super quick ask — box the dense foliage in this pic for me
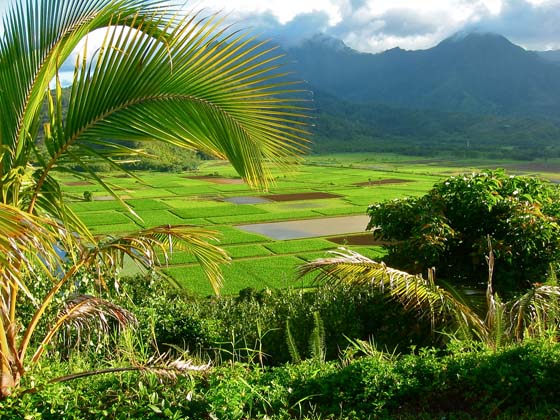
[367,170,560,293]
[117,275,434,364]
[1,340,559,419]
[289,32,560,120]
[312,91,560,158]
[0,0,307,396]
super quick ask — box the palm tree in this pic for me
[300,248,560,349]
[0,0,308,395]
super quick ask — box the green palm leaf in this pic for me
[23,6,308,218]
[0,0,170,169]
[0,0,308,394]
[84,224,230,294]
[299,248,487,339]
[509,285,560,341]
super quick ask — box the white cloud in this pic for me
[0,0,558,53]
[202,0,342,24]
[202,1,465,51]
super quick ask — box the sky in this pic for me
[0,0,558,55]
[198,0,560,52]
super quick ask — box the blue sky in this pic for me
[1,0,559,53]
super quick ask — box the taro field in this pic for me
[61,159,441,296]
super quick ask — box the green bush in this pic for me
[2,333,560,419]
[368,170,560,294]
[264,340,560,419]
[0,367,204,419]
[200,285,434,365]
[117,275,220,354]
[118,275,434,365]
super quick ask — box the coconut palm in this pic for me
[0,0,308,395]
[300,249,560,349]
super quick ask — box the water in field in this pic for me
[221,196,271,204]
[237,215,370,240]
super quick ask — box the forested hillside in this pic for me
[280,32,560,157]
[312,91,560,158]
[289,32,560,120]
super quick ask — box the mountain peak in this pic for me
[441,31,515,48]
[300,33,353,53]
[383,46,406,55]
[285,30,560,119]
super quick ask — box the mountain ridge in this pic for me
[287,32,560,120]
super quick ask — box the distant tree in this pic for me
[367,170,560,294]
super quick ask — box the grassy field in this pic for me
[61,153,560,295]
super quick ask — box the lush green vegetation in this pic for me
[1,277,560,419]
[3,154,560,417]
[59,163,439,295]
[30,157,558,419]
[367,170,560,294]
[311,91,560,159]
[0,0,308,398]
[4,0,560,413]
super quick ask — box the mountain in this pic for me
[288,32,560,120]
[537,50,560,65]
[311,90,560,158]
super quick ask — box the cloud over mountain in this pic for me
[210,0,560,53]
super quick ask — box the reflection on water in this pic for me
[237,215,370,240]
[221,196,271,204]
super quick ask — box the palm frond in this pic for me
[299,248,486,339]
[49,355,211,384]
[0,203,68,299]
[83,224,231,294]
[0,0,171,171]
[27,5,309,205]
[509,285,560,341]
[32,294,135,364]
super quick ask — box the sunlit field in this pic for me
[61,153,560,295]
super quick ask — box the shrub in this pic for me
[367,170,560,294]
[118,275,434,364]
[268,340,560,419]
[117,275,220,354]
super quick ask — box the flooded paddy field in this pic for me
[59,154,458,295]
[237,215,370,240]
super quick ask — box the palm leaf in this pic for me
[83,224,231,294]
[299,248,486,339]
[509,285,560,341]
[0,0,170,170]
[0,203,68,300]
[1,0,310,205]
[32,294,136,364]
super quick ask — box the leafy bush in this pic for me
[117,275,220,354]
[367,170,560,294]
[208,285,435,364]
[13,272,557,418]
[262,340,560,419]
[5,340,560,419]
[119,275,434,365]
[0,366,204,419]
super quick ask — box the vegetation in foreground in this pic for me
[1,277,560,419]
[367,170,560,294]
[0,0,307,397]
[2,0,560,414]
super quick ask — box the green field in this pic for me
[61,153,560,295]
